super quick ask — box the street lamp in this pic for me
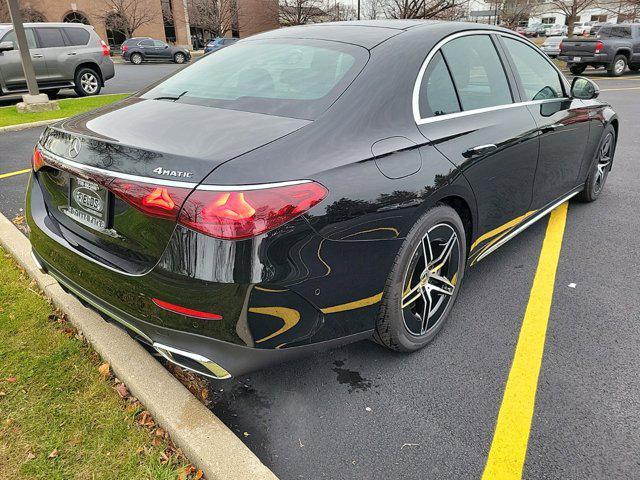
[5,0,58,112]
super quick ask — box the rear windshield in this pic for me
[140,39,368,120]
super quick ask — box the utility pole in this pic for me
[5,0,57,112]
[357,0,361,20]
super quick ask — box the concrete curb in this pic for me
[0,213,277,480]
[0,119,64,134]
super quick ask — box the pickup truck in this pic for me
[559,23,640,76]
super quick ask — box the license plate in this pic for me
[67,177,109,231]
[573,56,581,62]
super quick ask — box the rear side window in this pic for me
[608,26,632,38]
[37,28,66,48]
[63,27,89,46]
[1,28,37,49]
[441,35,513,111]
[502,37,564,101]
[140,39,153,46]
[141,39,367,120]
[418,51,460,118]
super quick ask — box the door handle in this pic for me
[463,144,497,158]
[31,54,43,58]
[540,123,564,134]
[67,52,77,56]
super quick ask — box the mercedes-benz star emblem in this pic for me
[68,138,81,158]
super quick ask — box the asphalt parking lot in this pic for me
[1,72,639,479]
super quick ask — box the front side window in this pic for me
[1,28,37,49]
[153,40,167,47]
[608,27,632,38]
[502,37,564,101]
[140,39,153,47]
[418,51,460,118]
[441,35,513,111]
[141,39,367,120]
[37,28,66,48]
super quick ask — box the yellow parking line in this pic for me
[482,202,569,480]
[0,168,30,180]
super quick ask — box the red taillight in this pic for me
[179,181,328,240]
[595,41,603,54]
[152,298,222,320]
[121,44,128,53]
[100,39,110,57]
[109,179,190,220]
[559,41,564,51]
[32,147,44,172]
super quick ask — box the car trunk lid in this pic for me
[560,38,598,56]
[35,97,310,274]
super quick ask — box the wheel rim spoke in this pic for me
[428,231,458,273]
[401,283,423,309]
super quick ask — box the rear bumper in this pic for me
[32,250,370,378]
[100,58,116,82]
[559,53,610,64]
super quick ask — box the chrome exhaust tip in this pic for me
[153,342,232,380]
[31,251,47,274]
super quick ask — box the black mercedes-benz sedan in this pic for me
[26,21,618,379]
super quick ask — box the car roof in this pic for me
[249,20,512,49]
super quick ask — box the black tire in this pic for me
[608,54,627,77]
[130,53,143,65]
[569,64,586,75]
[174,52,186,64]
[374,204,466,352]
[629,65,640,72]
[73,67,101,97]
[577,124,616,202]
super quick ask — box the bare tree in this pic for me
[95,0,155,38]
[364,0,386,19]
[324,0,358,20]
[188,0,237,37]
[0,3,47,23]
[599,0,640,22]
[384,0,469,20]
[543,0,598,34]
[278,0,327,25]
[498,0,538,28]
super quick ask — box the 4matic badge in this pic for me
[152,167,194,179]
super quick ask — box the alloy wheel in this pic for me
[594,132,613,195]
[401,223,461,337]
[614,59,625,75]
[175,53,185,64]
[80,72,98,94]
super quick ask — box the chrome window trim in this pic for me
[412,29,571,125]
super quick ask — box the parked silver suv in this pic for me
[0,22,115,97]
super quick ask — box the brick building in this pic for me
[3,0,279,49]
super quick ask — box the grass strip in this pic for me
[0,247,201,480]
[0,94,129,128]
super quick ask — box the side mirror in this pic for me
[571,76,599,100]
[0,41,15,52]
[164,45,168,49]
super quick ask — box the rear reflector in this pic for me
[152,298,222,320]
[179,181,328,240]
[32,147,44,172]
